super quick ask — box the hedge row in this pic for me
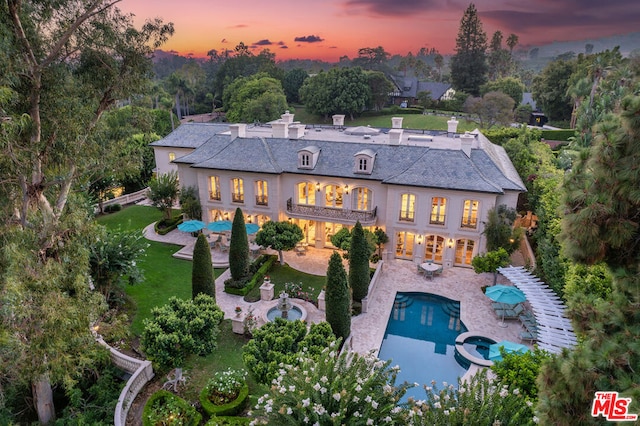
[154,217,182,235]
[205,417,251,425]
[224,254,277,296]
[541,129,576,142]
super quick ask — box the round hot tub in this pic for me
[455,332,497,368]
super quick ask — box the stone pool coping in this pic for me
[455,331,495,368]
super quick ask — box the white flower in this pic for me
[434,402,441,409]
[355,384,363,392]
[384,416,392,423]
[304,417,309,423]
[333,393,341,401]
[533,417,539,424]
[313,404,326,415]
[444,410,450,416]
[302,398,310,407]
[289,385,296,392]
[320,375,328,383]
[443,381,448,387]
[526,401,533,407]
[367,419,374,425]
[499,388,509,398]
[513,388,520,395]
[365,395,372,403]
[371,400,378,409]
[320,387,327,394]
[313,383,321,391]
[354,411,361,417]
[353,396,360,403]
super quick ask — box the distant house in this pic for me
[389,76,455,106]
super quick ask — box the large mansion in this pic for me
[151,113,525,268]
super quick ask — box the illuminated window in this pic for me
[354,187,371,211]
[455,239,475,265]
[209,176,221,200]
[297,182,316,205]
[461,200,479,228]
[168,152,176,162]
[425,235,445,263]
[399,193,415,222]
[231,178,244,203]
[324,185,343,208]
[430,197,447,225]
[255,180,268,206]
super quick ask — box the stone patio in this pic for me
[142,224,531,365]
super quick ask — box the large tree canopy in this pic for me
[450,3,488,96]
[222,72,288,123]
[299,67,370,120]
[0,1,173,423]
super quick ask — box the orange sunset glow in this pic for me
[120,0,640,61]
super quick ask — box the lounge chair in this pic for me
[519,331,537,343]
[495,303,525,320]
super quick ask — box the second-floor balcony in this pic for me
[231,193,244,203]
[209,190,221,201]
[256,195,268,206]
[286,198,377,225]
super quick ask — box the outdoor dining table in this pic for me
[420,262,440,279]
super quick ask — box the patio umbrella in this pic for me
[489,340,530,361]
[207,220,232,233]
[177,220,205,233]
[245,223,260,234]
[485,285,526,327]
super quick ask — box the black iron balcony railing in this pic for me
[286,198,377,225]
[209,190,221,201]
[255,195,268,206]
[231,193,244,203]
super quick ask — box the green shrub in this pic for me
[491,348,552,399]
[142,390,202,426]
[242,319,335,385]
[104,203,122,213]
[204,417,251,425]
[541,129,576,142]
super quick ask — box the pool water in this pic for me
[378,292,470,401]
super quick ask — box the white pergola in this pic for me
[498,266,577,354]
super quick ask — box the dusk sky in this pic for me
[121,0,639,62]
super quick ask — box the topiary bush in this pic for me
[142,390,202,426]
[200,370,249,417]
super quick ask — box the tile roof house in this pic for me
[151,113,525,269]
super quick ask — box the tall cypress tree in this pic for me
[229,207,249,281]
[192,233,215,300]
[349,221,371,302]
[450,3,488,96]
[326,252,351,341]
[537,96,640,423]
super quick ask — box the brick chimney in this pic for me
[460,132,474,157]
[389,129,403,145]
[281,110,294,124]
[272,122,288,138]
[229,123,246,140]
[332,114,345,127]
[447,117,459,135]
[289,124,306,139]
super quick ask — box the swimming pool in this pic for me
[378,292,475,401]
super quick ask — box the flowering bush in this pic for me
[205,369,248,405]
[284,281,315,303]
[235,306,242,314]
[243,306,257,337]
[249,342,414,425]
[406,369,536,425]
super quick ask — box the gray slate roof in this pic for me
[183,135,525,194]
[150,123,229,148]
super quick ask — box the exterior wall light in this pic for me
[316,182,321,192]
[448,238,455,248]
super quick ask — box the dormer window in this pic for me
[354,149,376,175]
[298,145,320,170]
